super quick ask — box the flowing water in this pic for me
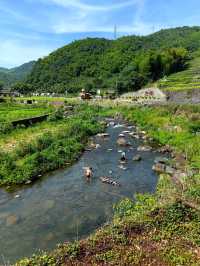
[0,119,161,264]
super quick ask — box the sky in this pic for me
[0,0,200,68]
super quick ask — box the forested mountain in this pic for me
[0,61,35,88]
[23,27,200,93]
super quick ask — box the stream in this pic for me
[0,119,161,264]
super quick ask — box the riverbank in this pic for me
[16,103,200,265]
[0,104,104,186]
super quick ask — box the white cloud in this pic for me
[51,0,150,35]
[47,0,140,11]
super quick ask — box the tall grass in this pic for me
[0,104,103,185]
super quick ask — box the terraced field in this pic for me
[158,55,200,92]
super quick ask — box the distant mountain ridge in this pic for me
[0,61,35,87]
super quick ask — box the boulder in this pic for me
[159,145,171,153]
[132,155,142,161]
[165,166,176,175]
[154,157,169,164]
[97,133,110,138]
[100,177,121,186]
[117,137,127,146]
[152,163,166,173]
[137,145,152,152]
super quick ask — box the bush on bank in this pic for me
[0,105,104,185]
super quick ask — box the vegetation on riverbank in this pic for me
[0,104,104,186]
[16,103,200,265]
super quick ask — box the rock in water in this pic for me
[100,177,121,186]
[154,157,169,164]
[132,155,142,161]
[6,215,19,226]
[152,163,166,173]
[137,145,152,152]
[97,133,110,138]
[117,137,127,146]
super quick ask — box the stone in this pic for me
[159,145,171,153]
[122,131,131,134]
[137,145,152,152]
[118,165,127,170]
[100,177,121,186]
[109,121,115,126]
[14,194,20,199]
[154,157,169,164]
[132,155,142,161]
[114,124,124,128]
[97,133,110,138]
[165,166,176,175]
[117,137,127,146]
[6,215,19,226]
[118,133,125,137]
[152,163,166,173]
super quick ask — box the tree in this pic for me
[0,82,4,91]
[11,82,32,95]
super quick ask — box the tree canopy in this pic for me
[4,26,200,94]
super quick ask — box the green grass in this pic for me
[16,103,200,265]
[0,103,53,123]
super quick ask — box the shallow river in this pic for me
[0,119,161,264]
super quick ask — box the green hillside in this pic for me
[26,26,200,94]
[158,52,200,91]
[0,61,35,87]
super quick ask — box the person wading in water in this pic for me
[120,151,127,163]
[84,167,93,180]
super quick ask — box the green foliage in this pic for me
[0,103,52,123]
[11,81,32,94]
[0,122,13,134]
[25,27,200,94]
[47,107,64,121]
[0,81,4,90]
[0,105,104,185]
